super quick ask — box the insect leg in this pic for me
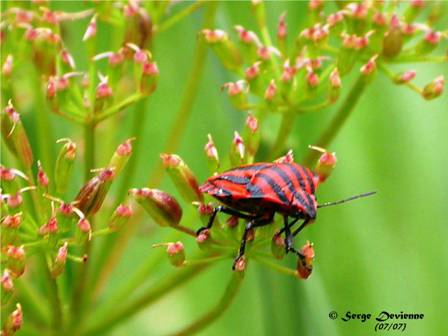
[232,216,273,270]
[196,206,257,235]
[275,217,301,236]
[292,219,310,237]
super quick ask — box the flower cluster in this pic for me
[135,112,338,279]
[201,0,445,115]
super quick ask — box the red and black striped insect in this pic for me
[197,162,374,269]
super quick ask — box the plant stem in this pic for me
[303,75,369,166]
[253,256,297,277]
[84,122,95,180]
[94,93,143,123]
[84,264,209,335]
[157,0,207,33]
[41,256,63,332]
[148,1,218,186]
[16,277,52,327]
[169,273,244,336]
[271,111,296,159]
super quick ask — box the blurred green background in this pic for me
[4,1,448,335]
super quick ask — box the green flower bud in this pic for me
[271,234,286,260]
[200,29,242,71]
[108,204,133,231]
[51,242,68,278]
[74,168,114,217]
[4,245,25,277]
[1,269,14,306]
[165,242,185,267]
[422,75,444,100]
[3,303,22,335]
[54,139,77,195]
[1,101,34,169]
[108,138,134,177]
[382,17,403,59]
[312,146,337,183]
[160,154,203,203]
[129,188,182,227]
[296,241,314,279]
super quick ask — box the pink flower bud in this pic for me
[116,138,134,156]
[330,68,341,88]
[196,228,210,245]
[56,242,68,263]
[142,61,159,75]
[347,2,368,19]
[77,218,91,233]
[130,188,182,227]
[96,80,113,99]
[15,9,33,23]
[265,79,277,101]
[235,25,260,45]
[223,81,245,96]
[0,166,15,181]
[277,12,287,40]
[4,303,23,334]
[201,29,227,43]
[160,154,203,202]
[39,216,58,235]
[271,234,286,259]
[411,0,425,8]
[233,131,245,159]
[306,71,319,88]
[297,241,314,279]
[422,75,444,100]
[116,204,133,217]
[4,101,20,123]
[275,150,294,163]
[42,8,59,24]
[424,30,441,45]
[245,62,261,80]
[257,46,280,60]
[204,134,219,163]
[109,50,125,66]
[134,49,148,64]
[246,113,258,133]
[59,202,74,216]
[300,24,329,42]
[1,269,14,291]
[373,12,387,26]
[61,49,76,69]
[7,192,23,208]
[25,28,39,41]
[234,256,246,272]
[2,213,22,229]
[315,150,337,182]
[360,55,378,75]
[281,61,297,82]
[5,245,24,259]
[327,11,345,26]
[109,204,133,231]
[47,77,57,98]
[37,161,49,187]
[2,54,13,76]
[83,15,97,41]
[394,70,416,84]
[124,0,139,17]
[166,242,185,267]
[309,0,323,10]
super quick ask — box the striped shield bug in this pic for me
[197,162,375,270]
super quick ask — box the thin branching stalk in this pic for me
[303,75,370,166]
[169,273,244,336]
[148,2,218,186]
[84,264,210,335]
[157,0,207,33]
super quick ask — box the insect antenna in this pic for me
[317,191,377,208]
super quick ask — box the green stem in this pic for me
[148,1,218,186]
[16,277,52,327]
[41,256,63,332]
[84,264,210,335]
[157,0,207,33]
[94,93,144,124]
[253,256,297,277]
[303,75,369,166]
[271,111,296,159]
[33,72,55,175]
[169,273,244,336]
[84,122,95,180]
